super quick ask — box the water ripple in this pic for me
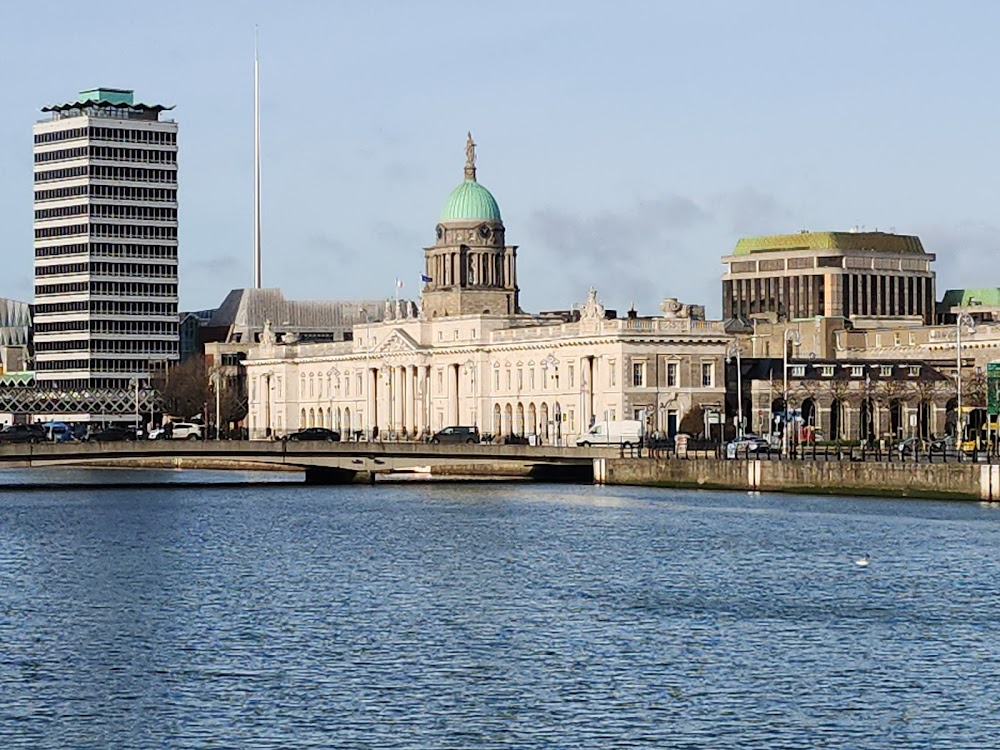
[1,474,1000,747]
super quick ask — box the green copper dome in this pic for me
[440,179,502,222]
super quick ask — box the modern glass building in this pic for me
[32,87,179,389]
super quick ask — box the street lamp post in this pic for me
[327,367,340,435]
[726,339,743,439]
[380,363,392,439]
[463,359,477,428]
[782,329,800,459]
[133,377,141,436]
[210,369,222,440]
[956,312,976,458]
[542,354,560,444]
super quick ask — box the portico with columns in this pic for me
[244,137,729,441]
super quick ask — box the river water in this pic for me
[2,469,1000,748]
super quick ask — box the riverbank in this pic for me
[597,458,1000,501]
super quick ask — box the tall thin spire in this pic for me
[253,26,262,289]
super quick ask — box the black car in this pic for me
[286,427,341,442]
[430,426,480,444]
[0,424,46,444]
[87,426,135,442]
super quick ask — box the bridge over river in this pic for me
[0,441,612,484]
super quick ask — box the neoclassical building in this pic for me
[243,137,731,442]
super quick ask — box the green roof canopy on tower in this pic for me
[439,132,502,222]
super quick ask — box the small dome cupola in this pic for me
[439,132,502,223]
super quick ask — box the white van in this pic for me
[576,419,644,447]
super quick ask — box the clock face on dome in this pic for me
[478,225,491,240]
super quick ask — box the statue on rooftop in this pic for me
[464,132,477,181]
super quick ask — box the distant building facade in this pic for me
[722,231,936,326]
[243,138,730,441]
[32,87,179,389]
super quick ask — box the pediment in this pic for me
[373,328,422,355]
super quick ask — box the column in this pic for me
[368,367,377,438]
[404,365,414,435]
[451,364,460,426]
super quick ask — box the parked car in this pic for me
[87,425,135,442]
[42,422,76,443]
[286,427,341,442]
[576,420,644,447]
[0,424,46,444]
[502,434,530,445]
[163,422,204,440]
[430,426,481,444]
[728,434,770,454]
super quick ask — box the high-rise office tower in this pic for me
[33,87,179,390]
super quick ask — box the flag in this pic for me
[395,278,404,289]
[421,274,432,283]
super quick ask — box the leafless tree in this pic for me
[153,356,210,420]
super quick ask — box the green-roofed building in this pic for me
[722,230,936,325]
[422,134,520,318]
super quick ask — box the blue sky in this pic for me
[1,0,998,317]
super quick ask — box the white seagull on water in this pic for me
[855,554,871,567]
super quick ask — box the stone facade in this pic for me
[722,231,936,325]
[243,140,730,442]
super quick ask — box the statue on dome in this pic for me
[464,132,477,181]
[384,299,394,320]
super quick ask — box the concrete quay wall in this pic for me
[599,459,1000,501]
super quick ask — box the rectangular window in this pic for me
[568,364,575,388]
[530,369,535,389]
[437,369,444,394]
[506,369,512,391]
[517,369,523,389]
[632,362,645,387]
[610,360,616,387]
[667,362,678,387]
[494,369,500,390]
[701,363,713,387]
